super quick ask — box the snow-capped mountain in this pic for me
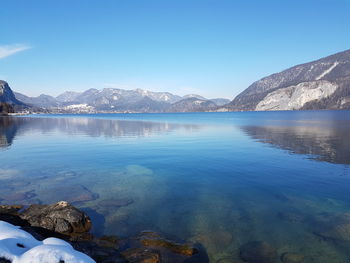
[11,85,229,113]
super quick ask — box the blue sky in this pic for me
[1,0,349,99]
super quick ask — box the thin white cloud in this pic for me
[0,44,31,59]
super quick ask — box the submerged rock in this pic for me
[19,201,92,236]
[74,236,126,263]
[140,231,198,256]
[316,212,350,241]
[121,247,160,263]
[277,211,304,223]
[281,252,305,263]
[240,241,278,263]
[190,230,233,252]
[99,198,134,208]
[0,190,36,202]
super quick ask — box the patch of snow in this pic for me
[193,100,203,105]
[161,95,169,101]
[316,62,339,80]
[0,221,95,263]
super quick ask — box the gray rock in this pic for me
[20,201,92,235]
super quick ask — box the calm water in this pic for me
[1,111,350,262]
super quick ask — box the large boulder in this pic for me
[19,201,92,236]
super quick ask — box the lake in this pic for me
[1,111,350,262]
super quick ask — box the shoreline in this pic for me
[0,202,205,263]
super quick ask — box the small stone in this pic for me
[281,252,305,263]
[240,241,278,263]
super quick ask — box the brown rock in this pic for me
[122,248,160,263]
[140,232,198,256]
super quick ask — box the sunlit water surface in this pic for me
[1,111,350,262]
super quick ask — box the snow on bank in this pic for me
[0,221,95,263]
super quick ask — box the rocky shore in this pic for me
[5,201,348,262]
[0,201,206,263]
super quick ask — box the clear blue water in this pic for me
[1,111,350,262]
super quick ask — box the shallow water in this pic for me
[1,111,350,262]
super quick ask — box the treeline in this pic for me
[0,103,14,115]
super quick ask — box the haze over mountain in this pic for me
[225,49,350,111]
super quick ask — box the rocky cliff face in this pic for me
[227,49,350,111]
[0,80,25,106]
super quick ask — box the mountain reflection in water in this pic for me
[240,121,350,165]
[0,116,201,148]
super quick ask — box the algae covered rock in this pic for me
[240,241,278,263]
[140,231,198,256]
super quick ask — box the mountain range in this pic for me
[1,49,350,113]
[10,86,230,113]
